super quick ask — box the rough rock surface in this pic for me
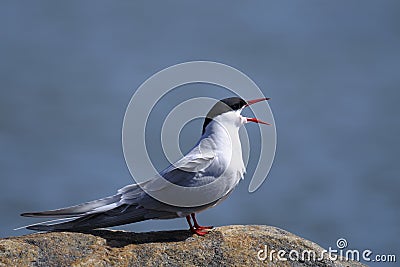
[0,225,367,266]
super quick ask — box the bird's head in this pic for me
[202,97,270,134]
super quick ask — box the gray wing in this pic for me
[19,182,178,231]
[19,139,219,231]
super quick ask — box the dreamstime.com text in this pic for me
[257,238,396,264]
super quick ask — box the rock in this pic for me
[0,225,367,266]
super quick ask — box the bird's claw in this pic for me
[187,214,213,236]
[190,227,211,236]
[194,225,213,230]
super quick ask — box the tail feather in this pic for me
[25,205,156,231]
[21,194,122,218]
[19,183,179,232]
[14,217,79,231]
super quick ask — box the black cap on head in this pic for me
[202,97,247,134]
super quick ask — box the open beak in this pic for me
[245,97,271,125]
[245,97,270,107]
[246,117,271,125]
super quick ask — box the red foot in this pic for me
[186,214,213,236]
[190,228,209,236]
[195,225,214,230]
[191,213,213,230]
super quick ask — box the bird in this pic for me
[20,97,270,236]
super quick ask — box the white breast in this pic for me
[201,111,247,190]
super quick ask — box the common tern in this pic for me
[20,97,270,236]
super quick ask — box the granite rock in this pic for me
[0,225,368,266]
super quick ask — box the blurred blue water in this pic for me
[1,1,399,266]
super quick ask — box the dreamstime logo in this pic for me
[257,238,397,264]
[336,238,348,249]
[122,61,276,207]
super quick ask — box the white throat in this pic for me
[201,111,246,179]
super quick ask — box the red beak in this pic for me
[245,97,271,125]
[245,97,270,106]
[246,117,271,125]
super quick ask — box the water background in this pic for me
[1,2,399,266]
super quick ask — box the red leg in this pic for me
[191,213,213,230]
[186,215,208,236]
